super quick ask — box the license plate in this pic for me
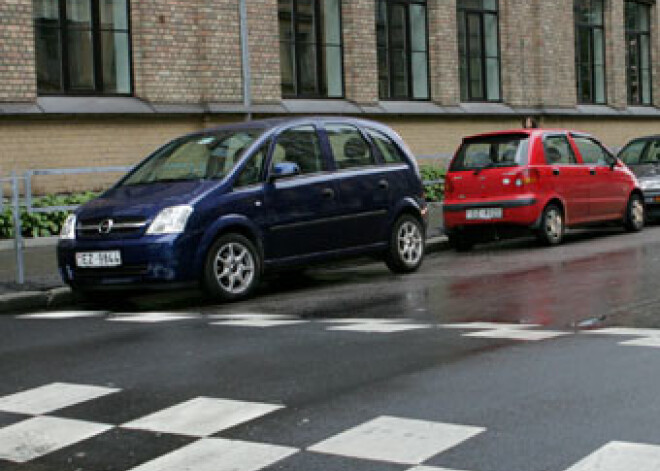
[466,208,503,220]
[76,251,122,268]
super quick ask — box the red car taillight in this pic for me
[513,168,540,188]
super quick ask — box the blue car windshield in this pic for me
[120,130,263,186]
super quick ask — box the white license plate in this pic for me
[76,251,122,268]
[466,208,503,220]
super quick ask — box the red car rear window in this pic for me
[451,134,530,171]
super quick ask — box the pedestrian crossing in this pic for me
[0,381,659,471]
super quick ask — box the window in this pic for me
[325,125,376,169]
[33,0,132,95]
[572,136,612,165]
[457,0,501,102]
[376,0,429,100]
[626,1,652,106]
[278,0,343,98]
[271,126,324,175]
[450,135,529,171]
[367,129,405,164]
[544,135,577,165]
[619,139,649,165]
[235,142,269,188]
[574,0,605,104]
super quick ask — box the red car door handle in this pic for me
[553,168,560,176]
[589,168,596,175]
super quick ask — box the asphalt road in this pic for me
[3,226,660,471]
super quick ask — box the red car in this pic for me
[443,129,644,250]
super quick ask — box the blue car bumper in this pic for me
[57,233,201,289]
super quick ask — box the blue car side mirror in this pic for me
[270,162,301,181]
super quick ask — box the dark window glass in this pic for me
[235,142,269,188]
[626,1,652,106]
[325,124,376,169]
[367,128,405,164]
[544,135,577,165]
[376,0,429,100]
[457,0,500,102]
[278,0,343,98]
[451,135,529,171]
[33,0,131,95]
[574,0,605,104]
[572,136,611,165]
[271,126,324,175]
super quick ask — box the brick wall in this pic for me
[247,0,282,104]
[0,0,36,102]
[605,0,627,109]
[428,0,460,106]
[342,0,379,105]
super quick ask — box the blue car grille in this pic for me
[77,217,148,240]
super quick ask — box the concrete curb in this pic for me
[0,287,72,315]
[0,236,58,251]
[0,235,448,315]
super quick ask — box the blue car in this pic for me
[58,117,427,300]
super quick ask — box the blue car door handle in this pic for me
[322,187,335,199]
[378,179,389,190]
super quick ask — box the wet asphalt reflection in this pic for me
[77,224,660,331]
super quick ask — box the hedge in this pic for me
[419,164,446,202]
[0,192,99,239]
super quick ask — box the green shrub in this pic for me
[0,191,99,239]
[419,164,446,202]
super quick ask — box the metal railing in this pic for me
[3,166,132,285]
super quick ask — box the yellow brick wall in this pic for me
[2,115,660,195]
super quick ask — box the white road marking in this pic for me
[208,313,297,321]
[307,416,485,465]
[210,319,308,328]
[0,416,113,463]
[620,337,660,348]
[465,329,569,341]
[563,441,660,471]
[327,322,432,333]
[127,438,298,471]
[122,397,283,437]
[0,382,120,415]
[439,322,540,330]
[107,312,198,323]
[406,467,473,471]
[17,311,108,319]
[582,327,660,337]
[321,318,410,324]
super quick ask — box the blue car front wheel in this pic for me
[203,233,262,301]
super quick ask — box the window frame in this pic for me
[457,0,502,103]
[574,0,606,105]
[625,0,653,106]
[376,0,431,101]
[542,133,579,165]
[266,124,329,180]
[278,0,346,99]
[323,123,380,171]
[33,0,134,96]
[571,134,615,166]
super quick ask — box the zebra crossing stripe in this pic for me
[563,441,660,471]
[0,382,120,415]
[126,438,298,471]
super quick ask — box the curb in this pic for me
[0,237,58,252]
[0,235,448,315]
[0,287,72,315]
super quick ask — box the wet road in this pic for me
[3,226,660,470]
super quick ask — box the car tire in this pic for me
[203,233,261,301]
[624,193,645,232]
[536,203,564,246]
[385,214,425,274]
[448,234,474,252]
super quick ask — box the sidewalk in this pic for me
[0,203,446,313]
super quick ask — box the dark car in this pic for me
[618,136,660,219]
[57,117,427,300]
[444,129,643,250]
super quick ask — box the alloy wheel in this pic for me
[544,208,563,243]
[213,242,255,294]
[397,221,423,266]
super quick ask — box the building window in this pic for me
[33,0,132,95]
[457,0,501,102]
[278,0,344,99]
[376,0,429,100]
[574,0,605,104]
[626,1,652,106]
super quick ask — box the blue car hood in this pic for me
[77,180,219,220]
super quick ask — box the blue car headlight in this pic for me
[146,205,194,235]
